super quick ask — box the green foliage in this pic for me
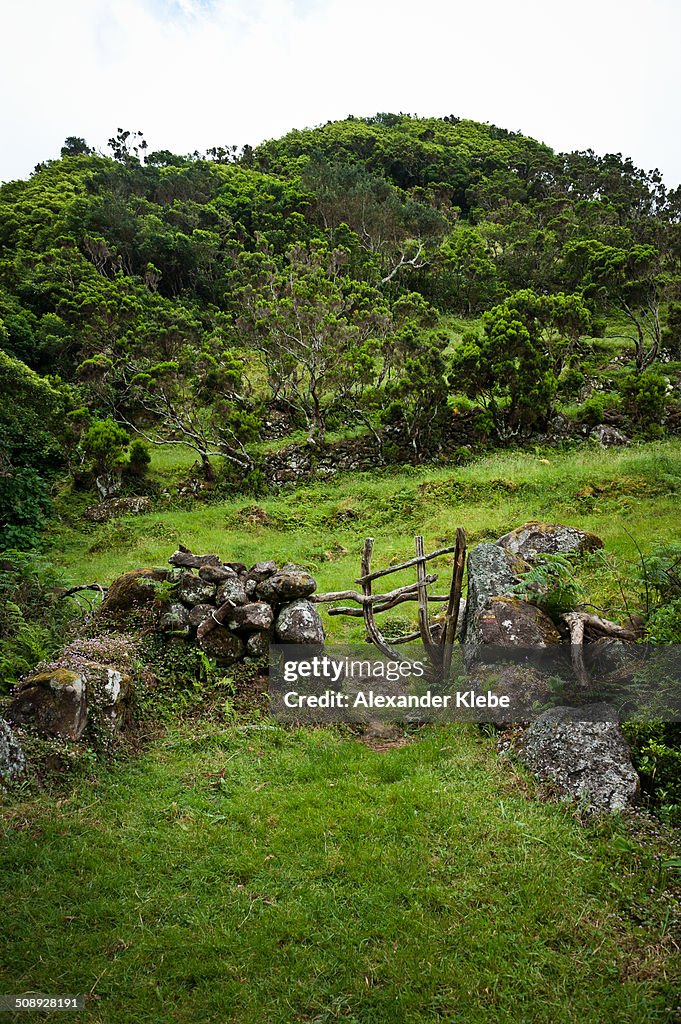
[0,551,77,692]
[619,367,670,426]
[125,439,151,477]
[511,552,583,619]
[80,418,130,475]
[622,721,681,824]
[644,599,681,643]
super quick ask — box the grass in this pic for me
[50,440,681,642]
[4,439,680,1022]
[2,722,679,1023]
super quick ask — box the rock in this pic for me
[496,522,604,559]
[460,543,528,651]
[469,663,554,718]
[257,565,317,603]
[224,562,248,576]
[199,564,237,584]
[226,602,274,633]
[467,596,562,649]
[6,664,133,742]
[84,496,152,523]
[245,579,258,598]
[247,560,278,582]
[159,601,191,633]
[177,573,217,607]
[7,669,89,739]
[199,628,244,665]
[591,424,630,447]
[246,632,271,658]
[518,704,640,813]
[216,575,248,606]
[169,550,221,569]
[0,720,25,785]
[188,603,215,628]
[274,599,325,645]
[102,567,174,612]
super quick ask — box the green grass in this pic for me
[50,440,681,642]
[2,722,679,1023]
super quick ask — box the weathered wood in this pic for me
[314,575,438,607]
[327,592,450,617]
[441,527,467,680]
[416,536,442,667]
[360,538,403,661]
[355,545,459,584]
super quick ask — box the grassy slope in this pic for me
[52,440,681,641]
[2,441,680,1022]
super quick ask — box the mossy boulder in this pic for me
[102,567,178,612]
[496,522,604,559]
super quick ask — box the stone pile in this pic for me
[127,550,325,665]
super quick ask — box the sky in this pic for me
[1,0,680,186]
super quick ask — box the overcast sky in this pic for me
[1,0,680,187]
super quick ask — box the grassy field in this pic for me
[2,440,680,1022]
[51,439,681,642]
[2,722,679,1023]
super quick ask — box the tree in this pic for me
[449,292,566,438]
[237,243,392,444]
[61,137,93,157]
[563,239,678,370]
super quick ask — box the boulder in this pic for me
[247,560,278,582]
[226,602,274,633]
[199,627,244,665]
[7,668,88,739]
[590,424,630,447]
[6,663,133,741]
[216,575,248,606]
[496,522,604,559]
[224,562,248,576]
[274,599,325,645]
[246,632,271,659]
[257,565,317,603]
[159,601,191,633]
[0,720,25,785]
[102,567,175,612]
[177,573,217,607]
[84,496,152,523]
[199,564,238,585]
[518,704,640,813]
[466,596,562,649]
[460,543,528,653]
[188,603,215,629]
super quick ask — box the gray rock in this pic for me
[199,564,238,585]
[199,627,244,665]
[590,424,630,447]
[226,602,274,633]
[177,573,217,607]
[466,596,562,650]
[274,599,325,645]
[188,603,215,629]
[217,575,248,606]
[496,522,604,559]
[246,632,271,659]
[247,560,278,582]
[159,601,191,633]
[224,562,248,575]
[245,579,258,598]
[519,704,640,813]
[460,543,528,653]
[0,719,25,785]
[84,496,152,523]
[169,550,221,569]
[6,664,133,742]
[257,565,317,603]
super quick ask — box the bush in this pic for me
[622,721,681,825]
[619,368,669,426]
[0,551,78,693]
[126,439,151,478]
[511,553,583,619]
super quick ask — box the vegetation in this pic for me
[1,115,680,1022]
